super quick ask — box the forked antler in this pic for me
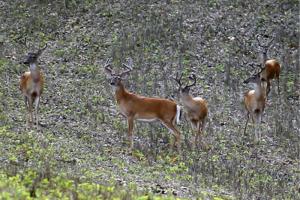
[173,72,184,88]
[23,44,47,64]
[173,72,196,89]
[247,62,263,75]
[121,58,133,77]
[186,74,196,88]
[104,58,133,77]
[36,43,48,57]
[256,34,274,50]
[104,58,113,75]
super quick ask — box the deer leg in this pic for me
[243,112,250,136]
[196,122,202,148]
[258,123,262,142]
[253,114,257,143]
[190,121,197,149]
[253,112,262,143]
[266,81,271,97]
[28,97,33,128]
[199,120,208,150]
[257,113,262,141]
[127,116,134,150]
[201,118,206,132]
[277,77,282,104]
[254,124,258,143]
[34,96,40,130]
[24,96,29,127]
[277,78,280,96]
[161,120,181,151]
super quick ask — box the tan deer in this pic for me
[104,59,182,151]
[260,60,280,96]
[19,45,47,129]
[243,72,268,142]
[173,73,208,149]
[256,35,281,96]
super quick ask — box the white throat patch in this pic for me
[30,63,37,71]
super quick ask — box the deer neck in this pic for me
[181,94,195,108]
[254,83,266,99]
[260,51,268,67]
[115,83,128,104]
[260,68,269,81]
[29,63,41,82]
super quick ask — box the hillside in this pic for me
[0,0,299,199]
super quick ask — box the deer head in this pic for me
[23,44,47,65]
[173,72,196,95]
[104,58,133,87]
[243,70,268,91]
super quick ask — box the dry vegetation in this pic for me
[0,0,299,199]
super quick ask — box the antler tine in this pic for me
[104,58,112,68]
[186,74,196,88]
[37,43,48,57]
[265,37,274,49]
[41,43,48,51]
[120,58,133,76]
[256,34,264,48]
[103,58,113,74]
[122,58,133,69]
[256,34,274,49]
[257,66,264,74]
[173,72,183,87]
[23,37,28,48]
[248,61,262,70]
[248,62,255,69]
[253,65,264,75]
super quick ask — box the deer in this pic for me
[19,44,47,129]
[173,72,208,149]
[104,59,182,151]
[243,71,268,142]
[256,35,281,96]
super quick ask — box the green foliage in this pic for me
[0,170,189,199]
[76,65,98,78]
[0,58,8,74]
[0,127,189,199]
[215,64,225,73]
[54,49,65,57]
